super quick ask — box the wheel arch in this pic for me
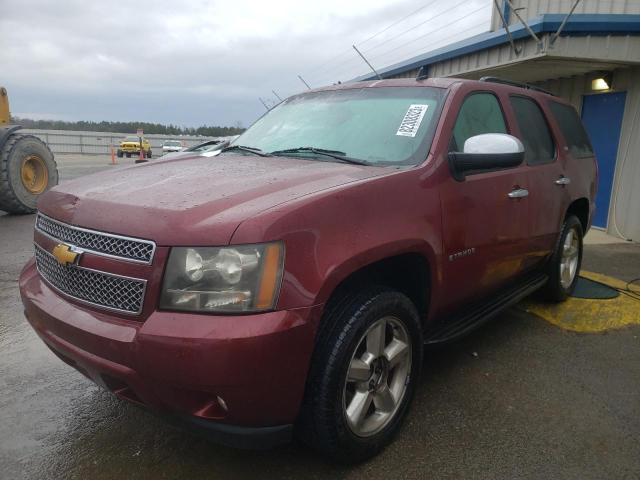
[566,197,590,233]
[316,241,435,325]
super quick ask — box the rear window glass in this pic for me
[510,96,555,165]
[549,101,594,158]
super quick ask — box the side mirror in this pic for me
[448,133,525,181]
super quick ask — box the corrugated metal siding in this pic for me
[535,75,591,109]
[386,34,640,81]
[428,37,542,78]
[386,68,420,79]
[492,0,640,30]
[550,34,640,62]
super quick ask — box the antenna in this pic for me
[416,65,428,80]
[297,75,312,90]
[272,90,283,102]
[352,45,382,80]
[258,97,270,111]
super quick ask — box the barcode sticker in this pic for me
[396,104,429,137]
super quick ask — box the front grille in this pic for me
[35,245,146,315]
[36,213,155,264]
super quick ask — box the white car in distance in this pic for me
[162,140,183,154]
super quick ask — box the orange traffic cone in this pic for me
[139,147,144,161]
[111,145,117,164]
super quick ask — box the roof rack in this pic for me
[479,76,556,96]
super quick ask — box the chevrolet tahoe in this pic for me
[20,77,597,462]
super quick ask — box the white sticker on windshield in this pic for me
[396,104,429,137]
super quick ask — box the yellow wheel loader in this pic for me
[0,86,58,214]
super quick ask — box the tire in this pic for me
[126,152,131,158]
[117,150,123,158]
[0,133,58,214]
[146,150,152,158]
[298,286,423,463]
[541,215,583,302]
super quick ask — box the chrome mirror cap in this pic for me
[463,133,524,155]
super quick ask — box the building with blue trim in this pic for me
[358,1,640,241]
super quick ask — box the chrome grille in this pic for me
[35,245,146,315]
[36,213,155,264]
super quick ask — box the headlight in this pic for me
[160,242,284,313]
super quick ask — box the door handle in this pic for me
[508,188,529,199]
[555,176,571,185]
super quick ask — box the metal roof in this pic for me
[356,14,640,81]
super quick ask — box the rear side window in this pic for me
[549,101,594,158]
[510,96,555,165]
[451,93,507,151]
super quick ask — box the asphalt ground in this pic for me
[53,154,142,182]
[1,155,639,479]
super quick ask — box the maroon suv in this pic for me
[20,77,596,461]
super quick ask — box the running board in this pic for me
[424,273,548,345]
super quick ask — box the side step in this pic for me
[424,272,548,345]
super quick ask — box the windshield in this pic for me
[164,141,181,146]
[233,86,445,166]
[124,136,141,141]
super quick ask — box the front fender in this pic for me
[230,167,444,314]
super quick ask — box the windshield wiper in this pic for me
[221,145,272,157]
[269,147,368,166]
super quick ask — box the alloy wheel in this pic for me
[343,316,412,437]
[560,227,580,289]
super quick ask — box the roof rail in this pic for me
[479,76,556,96]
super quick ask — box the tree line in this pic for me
[11,117,245,137]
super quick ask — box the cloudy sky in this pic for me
[1,0,491,128]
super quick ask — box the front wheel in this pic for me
[299,287,422,463]
[541,215,583,301]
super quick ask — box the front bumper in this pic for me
[19,259,321,448]
[119,146,145,152]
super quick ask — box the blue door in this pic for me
[581,92,626,228]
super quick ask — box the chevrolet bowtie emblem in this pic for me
[52,243,81,266]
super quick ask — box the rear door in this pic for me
[439,90,531,309]
[507,95,570,264]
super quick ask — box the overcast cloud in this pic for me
[1,0,491,127]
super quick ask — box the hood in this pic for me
[38,154,388,246]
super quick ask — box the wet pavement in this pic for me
[1,156,639,479]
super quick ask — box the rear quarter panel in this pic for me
[541,96,598,229]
